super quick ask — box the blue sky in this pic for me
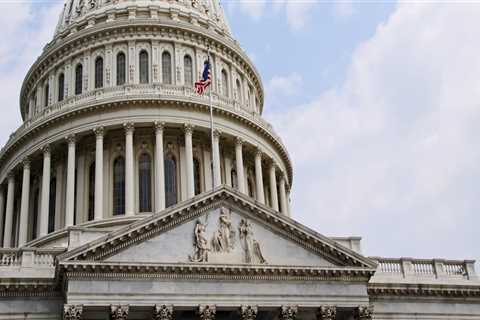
[0,1,478,264]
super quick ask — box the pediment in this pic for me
[59,187,376,270]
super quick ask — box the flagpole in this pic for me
[208,47,216,189]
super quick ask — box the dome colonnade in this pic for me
[0,0,293,248]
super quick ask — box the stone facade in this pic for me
[0,0,478,319]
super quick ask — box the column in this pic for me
[111,305,129,320]
[124,123,135,216]
[55,161,65,230]
[235,138,245,194]
[3,174,15,247]
[39,145,51,237]
[63,304,83,320]
[269,163,279,211]
[199,305,216,320]
[354,306,373,320]
[154,305,173,320]
[212,130,222,188]
[65,134,76,227]
[240,305,258,320]
[254,149,265,204]
[317,306,336,320]
[225,156,232,187]
[279,174,288,216]
[0,186,5,246]
[18,159,31,246]
[184,124,195,198]
[154,122,165,211]
[94,127,104,220]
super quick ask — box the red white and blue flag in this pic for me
[195,59,212,95]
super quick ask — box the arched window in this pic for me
[164,153,177,207]
[113,157,125,216]
[95,57,104,89]
[44,83,49,107]
[75,64,83,95]
[117,52,126,86]
[236,79,242,102]
[231,169,238,189]
[193,158,201,196]
[221,69,229,97]
[138,153,152,212]
[48,178,56,233]
[88,162,95,221]
[58,73,65,102]
[184,55,193,86]
[162,51,172,85]
[139,50,149,84]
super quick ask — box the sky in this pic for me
[0,0,478,264]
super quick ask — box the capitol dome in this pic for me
[0,0,292,248]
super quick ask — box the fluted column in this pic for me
[269,163,279,211]
[212,130,222,188]
[93,127,104,220]
[154,122,165,211]
[124,123,135,216]
[317,306,336,320]
[184,124,195,198]
[111,305,129,320]
[39,146,51,237]
[63,304,83,320]
[235,138,245,194]
[65,134,76,227]
[254,149,265,204]
[0,186,5,246]
[279,174,288,216]
[3,174,15,247]
[18,159,31,246]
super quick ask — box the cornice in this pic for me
[20,19,264,116]
[61,262,373,282]
[368,282,480,298]
[0,96,293,186]
[0,281,60,297]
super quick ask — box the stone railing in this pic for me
[0,247,64,279]
[6,84,278,157]
[372,257,478,282]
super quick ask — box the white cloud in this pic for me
[270,3,480,261]
[268,73,303,97]
[0,3,63,147]
[230,0,267,21]
[283,1,317,31]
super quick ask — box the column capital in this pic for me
[199,305,216,320]
[317,306,336,320]
[123,122,135,134]
[154,121,166,133]
[93,126,105,138]
[235,137,244,146]
[213,129,222,138]
[7,172,15,181]
[111,304,129,320]
[240,305,258,320]
[255,147,263,158]
[183,123,195,135]
[42,144,51,156]
[64,304,83,320]
[65,134,76,145]
[22,158,31,169]
[280,306,298,320]
[153,304,173,320]
[355,305,373,320]
[269,160,277,170]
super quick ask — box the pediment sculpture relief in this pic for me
[188,208,267,264]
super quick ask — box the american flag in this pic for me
[195,59,212,95]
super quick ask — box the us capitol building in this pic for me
[0,0,478,319]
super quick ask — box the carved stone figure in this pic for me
[189,220,209,262]
[199,305,216,320]
[64,304,83,320]
[110,305,129,320]
[211,208,235,252]
[354,305,373,320]
[317,306,336,320]
[154,304,173,320]
[239,219,267,264]
[280,306,298,320]
[240,305,258,320]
